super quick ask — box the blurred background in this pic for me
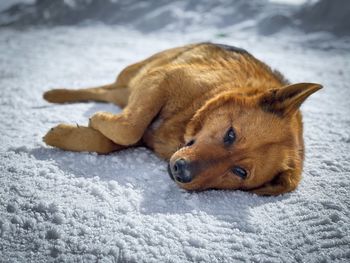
[0,0,349,37]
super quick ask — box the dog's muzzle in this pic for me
[168,158,193,184]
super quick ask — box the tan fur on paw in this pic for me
[43,124,120,154]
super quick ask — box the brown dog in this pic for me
[43,43,322,195]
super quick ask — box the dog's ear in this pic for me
[249,169,301,196]
[259,83,322,117]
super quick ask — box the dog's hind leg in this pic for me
[43,124,125,154]
[43,83,130,108]
[43,61,147,107]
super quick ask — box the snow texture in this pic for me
[1,1,350,263]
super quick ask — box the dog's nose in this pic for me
[171,158,192,183]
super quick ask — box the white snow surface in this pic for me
[0,25,350,262]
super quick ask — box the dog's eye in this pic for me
[231,166,247,179]
[224,127,236,145]
[185,139,195,147]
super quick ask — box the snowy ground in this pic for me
[0,22,350,263]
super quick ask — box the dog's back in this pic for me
[131,43,288,95]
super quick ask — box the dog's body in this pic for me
[43,43,321,195]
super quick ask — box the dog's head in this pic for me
[168,83,322,195]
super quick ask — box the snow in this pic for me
[1,2,350,262]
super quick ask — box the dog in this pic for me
[43,43,322,195]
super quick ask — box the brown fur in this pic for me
[43,43,322,195]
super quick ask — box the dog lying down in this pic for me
[43,43,322,196]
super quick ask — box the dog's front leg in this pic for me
[89,71,168,146]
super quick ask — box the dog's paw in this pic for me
[43,89,71,103]
[88,112,135,145]
[43,124,74,146]
[89,112,114,129]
